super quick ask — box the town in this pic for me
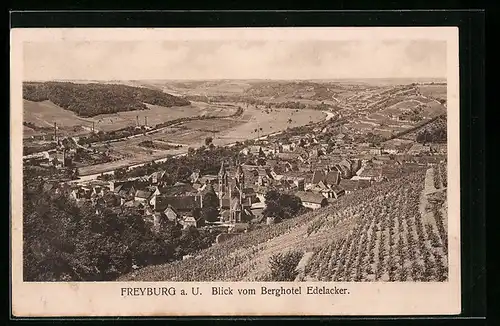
[23,81,447,251]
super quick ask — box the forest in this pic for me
[22,82,191,117]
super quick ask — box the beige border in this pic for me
[11,27,460,317]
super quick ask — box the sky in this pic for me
[23,39,447,81]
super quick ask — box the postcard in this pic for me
[11,26,460,316]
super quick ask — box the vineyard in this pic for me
[399,115,447,142]
[120,169,448,282]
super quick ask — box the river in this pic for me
[68,110,334,184]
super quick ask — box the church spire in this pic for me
[218,161,226,176]
[236,163,244,176]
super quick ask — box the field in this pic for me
[23,100,94,134]
[177,118,238,132]
[23,99,236,136]
[418,85,447,102]
[119,169,448,282]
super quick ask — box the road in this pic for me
[68,110,334,184]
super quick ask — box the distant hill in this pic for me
[120,168,448,282]
[22,81,191,118]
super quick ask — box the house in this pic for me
[309,147,325,159]
[281,176,305,191]
[324,170,341,186]
[250,208,265,222]
[123,200,146,215]
[151,183,198,198]
[319,187,336,199]
[98,192,121,207]
[280,143,296,152]
[407,143,431,155]
[382,143,400,155]
[163,206,180,222]
[340,158,362,175]
[310,169,326,185]
[282,161,298,172]
[149,212,166,229]
[307,169,340,189]
[91,186,105,198]
[94,193,121,214]
[329,185,346,199]
[113,181,137,199]
[148,170,167,184]
[153,195,201,214]
[240,145,266,156]
[430,143,447,154]
[71,188,92,202]
[181,216,205,229]
[335,133,346,141]
[276,152,302,162]
[294,191,328,210]
[339,179,371,194]
[333,163,352,179]
[266,216,276,225]
[197,174,219,185]
[134,190,153,203]
[356,167,383,181]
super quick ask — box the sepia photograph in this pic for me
[11,27,461,316]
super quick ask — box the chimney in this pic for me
[92,121,95,133]
[54,122,57,141]
[136,115,139,126]
[145,116,148,127]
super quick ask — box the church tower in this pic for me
[218,162,228,213]
[233,163,245,223]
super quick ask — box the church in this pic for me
[217,162,253,223]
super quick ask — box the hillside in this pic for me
[120,168,448,282]
[23,81,191,117]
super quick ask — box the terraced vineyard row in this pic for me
[434,162,447,189]
[304,170,448,282]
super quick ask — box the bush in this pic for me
[268,250,303,281]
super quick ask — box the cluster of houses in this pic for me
[65,153,372,232]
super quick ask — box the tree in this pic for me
[263,191,304,221]
[114,167,127,180]
[175,166,192,183]
[205,137,213,146]
[201,187,219,223]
